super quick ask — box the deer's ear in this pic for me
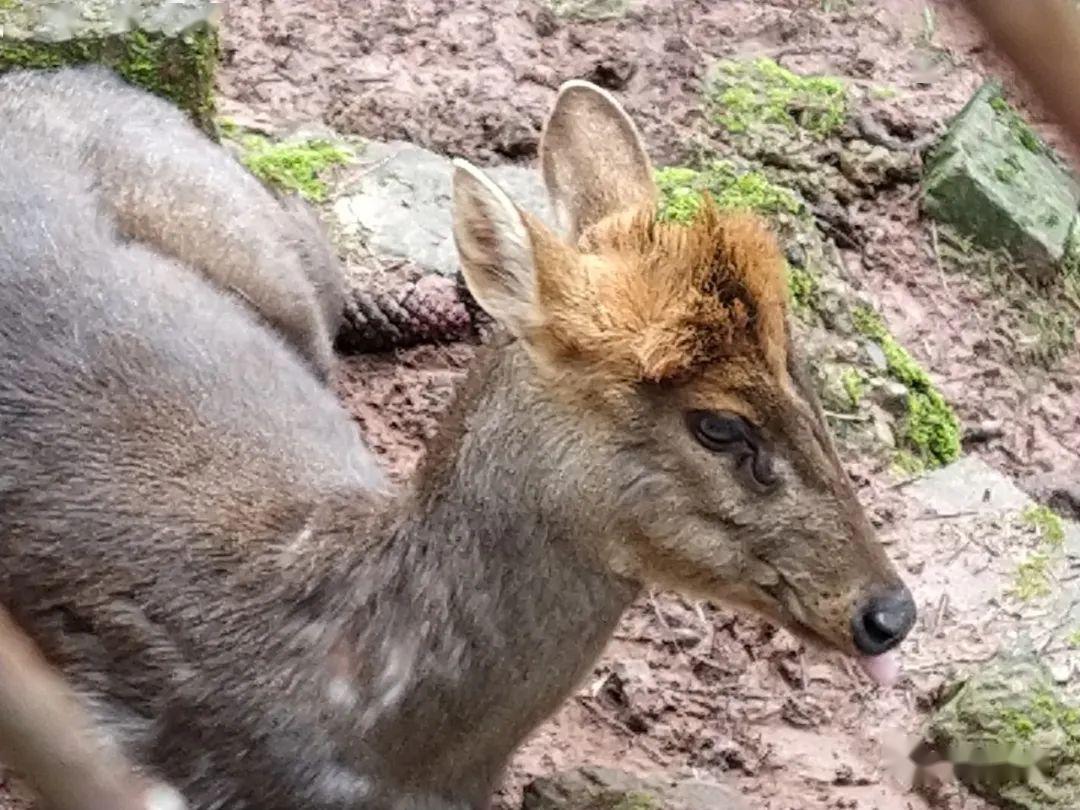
[451,159,541,338]
[540,80,656,240]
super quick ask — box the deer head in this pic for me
[451,80,915,685]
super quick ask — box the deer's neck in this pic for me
[328,342,639,796]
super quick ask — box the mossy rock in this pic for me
[923,81,1080,283]
[927,655,1080,809]
[850,305,961,468]
[0,0,218,133]
[522,767,746,810]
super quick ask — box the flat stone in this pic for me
[332,140,557,280]
[521,766,747,810]
[907,455,1031,516]
[0,0,219,131]
[923,81,1080,282]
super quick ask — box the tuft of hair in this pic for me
[529,195,790,385]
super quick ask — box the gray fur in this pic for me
[0,66,344,382]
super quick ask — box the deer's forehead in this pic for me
[677,360,793,422]
[549,204,790,385]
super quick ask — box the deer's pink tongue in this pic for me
[858,651,901,687]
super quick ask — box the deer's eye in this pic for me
[687,410,780,493]
[687,410,750,451]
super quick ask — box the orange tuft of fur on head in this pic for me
[526,197,790,386]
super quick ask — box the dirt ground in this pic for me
[213,1,1080,809]
[2,2,1075,809]
[218,0,1080,489]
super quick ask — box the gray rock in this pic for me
[923,81,1080,282]
[522,767,747,810]
[868,404,897,449]
[332,141,557,280]
[870,379,909,418]
[907,455,1032,515]
[0,0,219,131]
[862,340,888,372]
[839,138,919,188]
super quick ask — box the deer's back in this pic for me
[0,104,386,803]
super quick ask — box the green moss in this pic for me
[853,306,961,467]
[707,57,848,139]
[995,154,1023,185]
[654,161,802,224]
[1068,629,1080,649]
[655,166,706,224]
[0,24,218,133]
[990,93,1045,155]
[611,792,660,810]
[1022,504,1066,548]
[1011,552,1054,601]
[892,449,926,477]
[841,367,865,407]
[996,687,1080,754]
[786,264,821,312]
[234,134,353,202]
[1010,505,1067,601]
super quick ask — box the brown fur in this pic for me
[524,198,789,386]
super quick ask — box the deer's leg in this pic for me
[0,606,186,810]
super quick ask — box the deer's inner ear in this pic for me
[539,80,657,240]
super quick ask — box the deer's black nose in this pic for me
[852,588,916,655]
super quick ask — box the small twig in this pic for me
[888,475,924,491]
[824,410,871,422]
[915,510,978,521]
[648,592,692,664]
[930,221,953,297]
[929,592,950,635]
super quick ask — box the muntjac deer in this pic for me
[0,67,914,809]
